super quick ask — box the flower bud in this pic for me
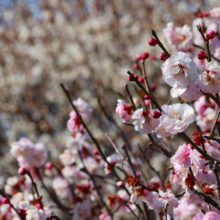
[93,149,99,155]
[141,52,149,60]
[148,38,158,46]
[144,94,151,100]
[133,63,138,69]
[159,52,168,60]
[45,162,53,170]
[116,181,124,187]
[206,30,216,40]
[197,51,208,60]
[135,53,141,60]
[138,77,144,83]
[18,167,28,176]
[35,203,41,209]
[151,84,157,91]
[203,11,209,17]
[151,111,161,119]
[128,73,138,81]
[1,197,10,204]
[196,13,202,18]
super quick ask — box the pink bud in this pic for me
[135,53,141,60]
[159,52,168,60]
[93,149,99,155]
[45,162,53,170]
[141,52,149,60]
[148,38,158,46]
[128,74,138,81]
[150,54,156,60]
[1,197,10,204]
[151,111,161,119]
[35,203,41,209]
[197,51,208,60]
[197,13,202,18]
[138,77,144,83]
[144,100,150,106]
[206,30,216,40]
[133,63,138,69]
[116,181,125,187]
[18,167,28,176]
[144,94,151,100]
[151,84,157,91]
[203,11,209,17]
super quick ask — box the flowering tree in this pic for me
[2,0,220,220]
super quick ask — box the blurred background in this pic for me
[0,0,218,176]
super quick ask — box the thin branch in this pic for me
[204,136,220,143]
[213,162,220,204]
[125,84,136,111]
[118,195,140,220]
[201,90,220,108]
[197,24,211,62]
[151,29,170,57]
[141,60,153,110]
[127,71,162,111]
[200,135,207,154]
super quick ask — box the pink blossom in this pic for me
[105,153,123,174]
[26,206,47,220]
[115,99,133,123]
[72,198,91,220]
[193,212,220,220]
[161,52,199,88]
[198,62,220,93]
[160,103,196,134]
[132,108,159,134]
[99,212,111,220]
[52,177,70,199]
[163,22,193,51]
[59,149,75,166]
[210,7,220,23]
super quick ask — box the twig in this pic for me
[95,88,132,151]
[78,151,113,218]
[151,29,170,57]
[118,195,140,220]
[50,211,62,220]
[125,84,136,111]
[201,90,220,108]
[60,83,120,180]
[138,144,160,179]
[200,135,207,154]
[123,122,134,127]
[175,191,185,198]
[179,132,220,164]
[34,168,71,213]
[210,110,220,137]
[148,134,172,158]
[213,162,220,204]
[204,136,220,143]
[26,170,44,210]
[127,71,162,111]
[105,133,124,160]
[122,144,137,178]
[0,189,24,220]
[141,60,153,110]
[189,186,220,210]
[197,24,211,62]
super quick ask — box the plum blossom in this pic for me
[170,83,201,102]
[26,206,47,220]
[99,212,111,220]
[105,153,123,174]
[160,103,196,134]
[59,149,75,166]
[193,212,220,220]
[116,99,133,123]
[132,108,159,134]
[210,7,220,24]
[161,52,199,88]
[155,123,171,138]
[67,98,92,132]
[163,22,193,51]
[72,198,91,220]
[198,62,220,93]
[52,177,70,199]
[10,138,48,169]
